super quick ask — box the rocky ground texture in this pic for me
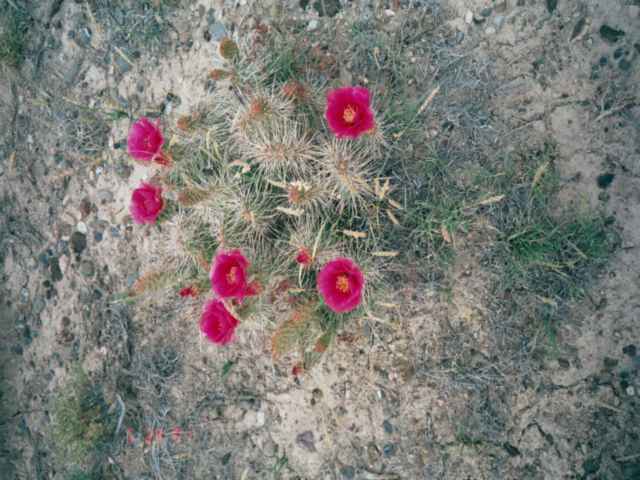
[1,0,639,479]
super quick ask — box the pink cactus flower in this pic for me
[210,249,251,299]
[317,257,365,313]
[129,182,164,224]
[127,117,169,165]
[325,86,375,139]
[200,299,239,345]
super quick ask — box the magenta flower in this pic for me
[317,257,365,313]
[129,182,164,224]
[295,248,312,267]
[210,250,251,299]
[325,86,375,139]
[200,299,239,345]
[127,117,169,165]
[179,286,199,298]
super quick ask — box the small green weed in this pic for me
[401,152,475,276]
[51,367,113,466]
[0,2,29,67]
[66,471,93,480]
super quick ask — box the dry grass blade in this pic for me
[342,229,367,239]
[372,251,399,257]
[276,206,304,217]
[531,162,549,189]
[386,209,400,225]
[417,85,441,116]
[476,195,505,206]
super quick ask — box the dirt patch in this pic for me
[1,0,639,479]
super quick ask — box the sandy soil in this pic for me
[1,0,639,479]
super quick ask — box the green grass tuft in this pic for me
[487,145,618,302]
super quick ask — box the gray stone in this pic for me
[209,21,226,41]
[340,466,355,479]
[206,7,216,27]
[464,10,473,24]
[75,27,92,48]
[296,431,316,452]
[485,26,496,35]
[495,1,508,13]
[80,260,95,278]
[383,443,396,457]
[97,189,115,204]
[114,54,131,74]
[50,257,63,282]
[38,251,50,268]
[494,15,505,30]
[32,297,46,315]
[70,231,87,255]
[313,0,341,17]
[619,59,632,71]
[622,344,637,357]
[383,420,393,434]
[58,222,73,238]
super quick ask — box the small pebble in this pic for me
[80,260,95,278]
[480,7,492,17]
[622,344,637,357]
[50,258,63,282]
[71,232,87,255]
[485,26,496,35]
[94,231,103,242]
[597,173,615,189]
[383,443,396,457]
[32,297,46,315]
[464,10,473,24]
[614,47,625,59]
[340,466,355,479]
[383,420,394,434]
[296,431,316,452]
[209,21,227,41]
[619,59,632,71]
[76,222,88,234]
[307,19,319,31]
[97,189,114,204]
[627,386,635,396]
[38,252,50,268]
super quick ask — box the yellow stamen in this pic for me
[336,274,350,293]
[226,266,238,284]
[342,105,356,124]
